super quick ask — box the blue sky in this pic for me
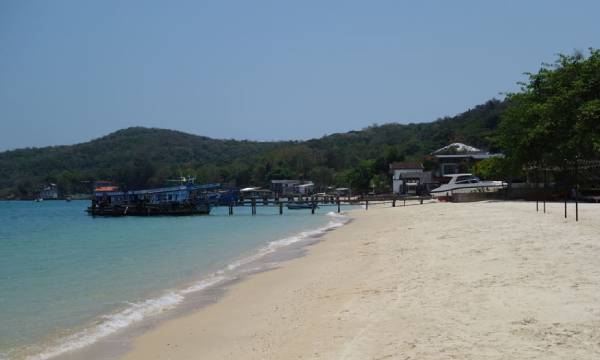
[0,0,598,150]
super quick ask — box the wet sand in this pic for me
[120,201,600,359]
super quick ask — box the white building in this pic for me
[297,182,314,195]
[270,180,301,195]
[430,143,503,176]
[390,162,432,195]
[39,183,58,199]
[271,180,315,196]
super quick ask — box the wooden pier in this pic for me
[220,194,432,215]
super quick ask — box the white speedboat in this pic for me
[430,173,506,200]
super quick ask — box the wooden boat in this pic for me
[87,179,215,217]
[87,202,210,216]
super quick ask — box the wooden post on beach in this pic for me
[543,199,546,213]
[543,169,547,214]
[576,194,579,221]
[575,160,579,222]
[536,167,539,212]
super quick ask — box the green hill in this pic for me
[0,98,507,198]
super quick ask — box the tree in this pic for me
[347,160,376,193]
[472,157,509,180]
[498,49,600,171]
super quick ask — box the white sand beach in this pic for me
[120,201,600,359]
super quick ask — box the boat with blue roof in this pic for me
[87,178,216,216]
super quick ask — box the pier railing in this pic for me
[221,194,433,215]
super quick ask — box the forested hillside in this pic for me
[0,98,507,198]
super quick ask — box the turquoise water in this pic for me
[0,200,350,360]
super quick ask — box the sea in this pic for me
[0,200,353,360]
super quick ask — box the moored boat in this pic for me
[87,180,215,216]
[430,173,506,201]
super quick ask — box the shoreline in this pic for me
[18,210,353,360]
[118,201,600,359]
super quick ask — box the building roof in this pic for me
[434,153,504,160]
[389,162,423,170]
[240,187,261,192]
[431,143,482,155]
[271,179,301,184]
[95,186,119,192]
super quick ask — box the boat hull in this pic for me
[431,181,506,198]
[86,203,211,216]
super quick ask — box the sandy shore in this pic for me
[120,201,600,359]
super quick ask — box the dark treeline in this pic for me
[0,99,506,198]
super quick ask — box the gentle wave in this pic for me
[24,212,350,360]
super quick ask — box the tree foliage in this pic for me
[498,49,600,172]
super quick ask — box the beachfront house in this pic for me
[270,179,300,195]
[297,182,315,195]
[390,162,432,195]
[270,180,301,195]
[270,180,317,196]
[39,183,58,199]
[428,143,503,178]
[239,187,273,199]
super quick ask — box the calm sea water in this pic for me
[0,200,351,360]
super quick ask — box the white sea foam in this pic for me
[24,212,350,360]
[27,292,185,360]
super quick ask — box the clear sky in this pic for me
[0,0,598,150]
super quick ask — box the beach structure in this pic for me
[334,187,350,196]
[93,180,119,192]
[39,183,58,199]
[270,180,316,196]
[87,181,216,216]
[239,187,273,199]
[297,182,315,195]
[428,143,503,177]
[390,162,432,195]
[270,180,301,195]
